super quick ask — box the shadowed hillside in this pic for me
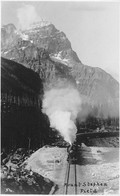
[1,58,50,151]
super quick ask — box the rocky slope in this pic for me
[1,22,119,118]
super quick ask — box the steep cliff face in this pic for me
[1,22,119,118]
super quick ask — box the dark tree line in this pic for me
[77,114,119,132]
[1,57,51,153]
[1,100,51,152]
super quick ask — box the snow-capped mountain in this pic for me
[1,22,80,65]
[1,22,119,118]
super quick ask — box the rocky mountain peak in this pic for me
[1,22,80,65]
[2,23,16,33]
[1,22,119,118]
[28,21,52,29]
[23,22,57,35]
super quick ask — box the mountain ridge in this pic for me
[1,22,119,118]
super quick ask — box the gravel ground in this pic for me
[1,148,56,194]
[1,136,119,194]
[55,145,119,195]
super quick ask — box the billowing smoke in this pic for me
[17,4,40,30]
[42,86,81,144]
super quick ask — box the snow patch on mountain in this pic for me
[76,80,80,85]
[3,51,9,55]
[50,54,69,66]
[54,51,62,59]
[2,49,11,55]
[50,51,72,67]
[28,21,51,30]
[19,46,28,50]
[25,29,40,34]
[20,33,29,41]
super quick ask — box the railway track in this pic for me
[63,146,78,194]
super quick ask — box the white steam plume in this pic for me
[17,4,40,30]
[42,86,81,144]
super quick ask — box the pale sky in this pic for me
[1,1,119,81]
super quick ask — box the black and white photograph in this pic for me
[1,0,119,195]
